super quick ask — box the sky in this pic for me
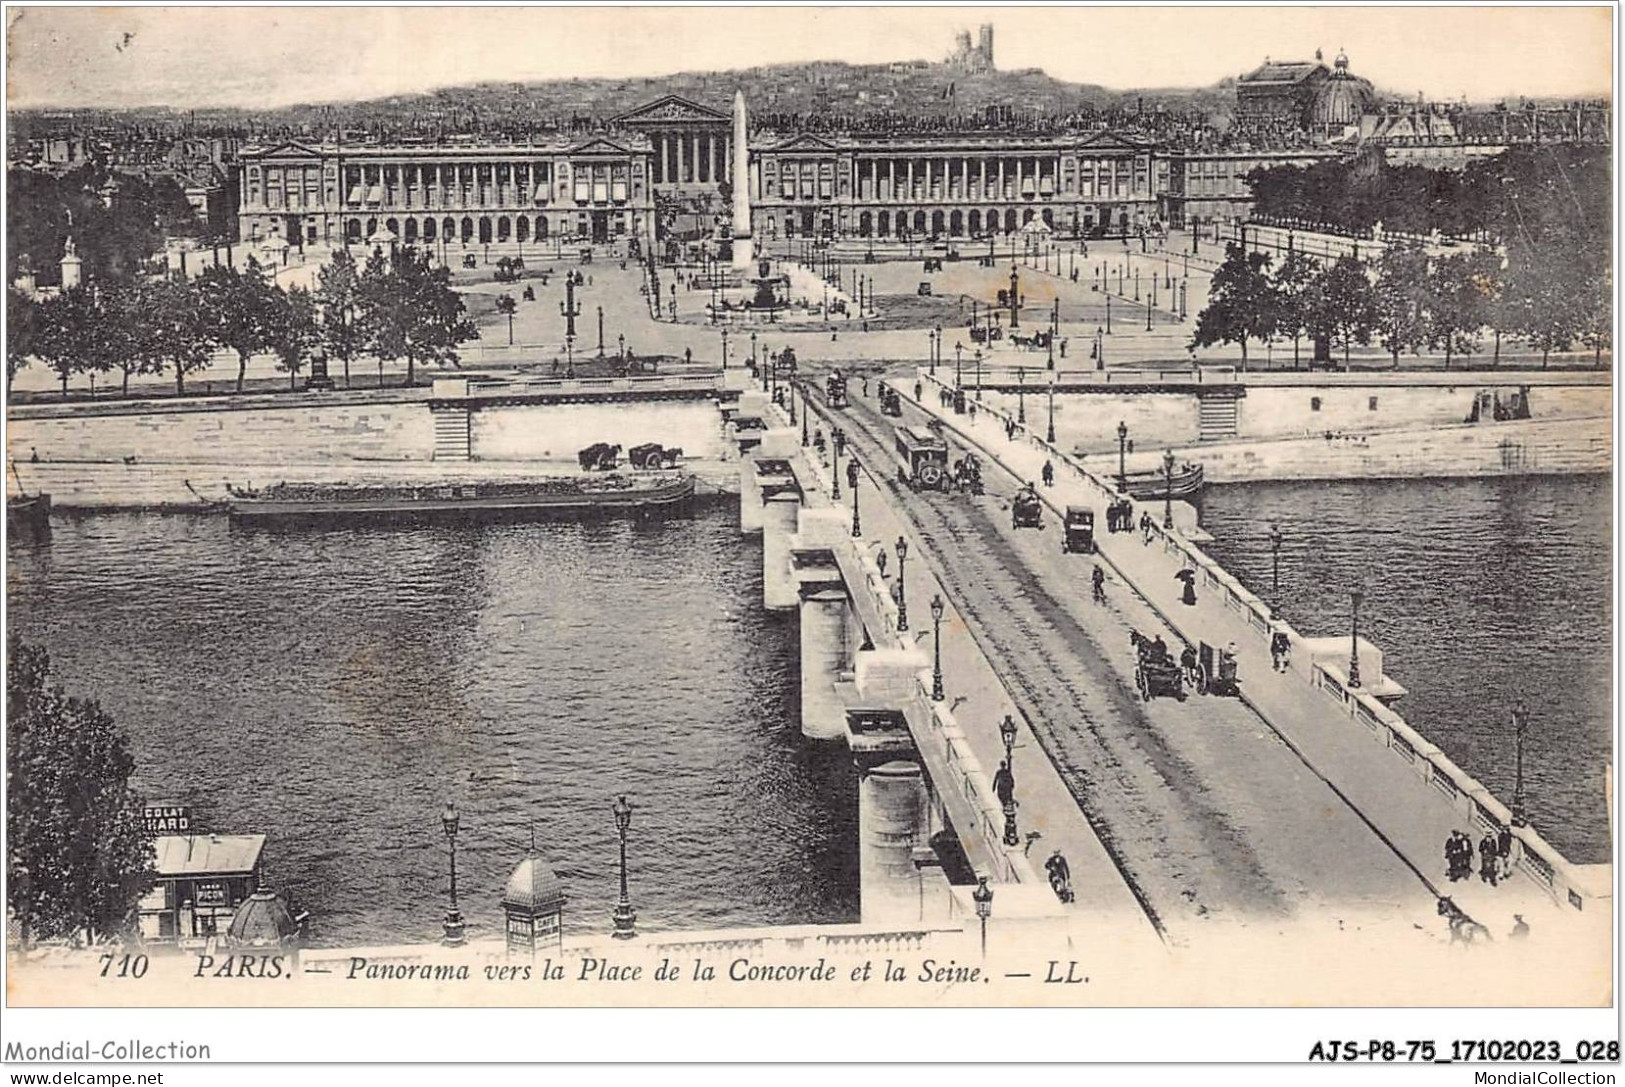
[4,5,1614,111]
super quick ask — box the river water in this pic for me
[1197,474,1612,865]
[6,501,859,947]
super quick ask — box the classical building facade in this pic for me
[1167,148,1340,227]
[236,134,656,248]
[747,130,1168,242]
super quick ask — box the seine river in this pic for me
[1197,474,1611,865]
[7,501,859,947]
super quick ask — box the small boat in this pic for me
[7,460,51,534]
[227,472,696,522]
[1114,462,1205,501]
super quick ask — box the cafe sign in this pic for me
[143,805,193,835]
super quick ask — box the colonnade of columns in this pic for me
[650,129,732,186]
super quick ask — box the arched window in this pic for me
[479,218,493,243]
[423,218,437,241]
[497,216,511,242]
[460,217,474,242]
[516,216,529,243]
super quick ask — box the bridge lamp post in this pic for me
[750,332,758,372]
[1162,449,1175,530]
[1117,421,1129,492]
[894,535,909,632]
[618,333,626,364]
[597,305,605,356]
[1511,701,1529,828]
[928,329,937,375]
[1269,522,1283,596]
[1000,712,1017,768]
[796,382,806,442]
[719,327,729,371]
[565,334,576,379]
[1105,293,1112,336]
[1347,590,1363,689]
[1016,367,1027,425]
[440,803,466,947]
[972,876,993,958]
[1046,374,1056,445]
[929,594,946,702]
[612,795,638,940]
[955,342,964,390]
[831,428,843,500]
[1009,265,1020,329]
[1145,295,1153,332]
[848,459,861,538]
[975,349,984,402]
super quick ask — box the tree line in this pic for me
[1192,232,1610,369]
[8,246,479,397]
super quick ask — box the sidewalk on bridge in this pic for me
[908,368,1607,946]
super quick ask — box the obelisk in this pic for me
[731,89,753,271]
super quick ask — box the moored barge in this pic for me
[227,472,695,522]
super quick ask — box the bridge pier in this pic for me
[858,759,934,925]
[799,587,850,740]
[762,491,802,611]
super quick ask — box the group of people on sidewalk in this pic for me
[1444,826,1516,887]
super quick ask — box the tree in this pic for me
[495,293,517,345]
[1504,236,1581,368]
[315,248,365,389]
[1305,256,1378,370]
[7,288,40,393]
[359,247,478,386]
[1372,242,1431,368]
[197,257,279,393]
[7,638,154,945]
[1269,250,1318,369]
[105,281,164,397]
[269,285,320,390]
[152,275,215,395]
[34,287,97,397]
[1426,252,1488,369]
[1191,242,1276,367]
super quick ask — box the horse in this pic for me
[1437,897,1492,947]
[594,443,623,471]
[578,443,610,471]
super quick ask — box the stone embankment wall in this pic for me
[6,393,731,508]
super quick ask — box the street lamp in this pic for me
[972,875,993,957]
[1008,265,1020,329]
[1046,373,1056,445]
[848,458,861,537]
[998,713,1019,847]
[1511,701,1529,828]
[1000,713,1017,765]
[975,349,984,402]
[720,326,729,371]
[1117,421,1129,491]
[440,802,465,947]
[1017,366,1026,424]
[831,428,843,500]
[1269,522,1283,595]
[1348,590,1363,689]
[1162,449,1175,529]
[894,535,909,632]
[929,593,946,701]
[612,795,637,939]
[597,305,605,357]
[750,331,758,371]
[955,342,964,389]
[618,332,626,363]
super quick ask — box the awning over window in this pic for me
[366,184,384,204]
[348,186,364,204]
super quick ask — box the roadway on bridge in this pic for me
[813,376,1443,947]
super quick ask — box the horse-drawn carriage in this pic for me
[1131,631,1186,702]
[1011,329,1053,351]
[879,385,904,417]
[894,425,952,492]
[969,325,1003,345]
[578,442,623,471]
[1061,506,1096,553]
[922,258,944,273]
[1195,641,1240,697]
[1011,484,1044,529]
[953,453,984,495]
[627,443,684,470]
[826,370,849,409]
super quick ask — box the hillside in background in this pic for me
[11,59,1242,139]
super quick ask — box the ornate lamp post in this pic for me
[1348,590,1363,689]
[929,594,946,702]
[560,275,580,339]
[720,326,729,371]
[894,535,909,632]
[1008,265,1020,329]
[612,795,637,939]
[750,331,758,372]
[1046,373,1056,444]
[597,305,605,357]
[440,803,465,947]
[1145,295,1153,332]
[1016,366,1027,424]
[1105,292,1112,335]
[799,383,809,445]
[1162,449,1175,529]
[972,875,993,957]
[831,428,843,500]
[1269,522,1283,595]
[1117,421,1129,491]
[1511,701,1529,828]
[999,713,1019,846]
[975,349,984,402]
[618,332,626,363]
[955,342,964,390]
[847,459,861,537]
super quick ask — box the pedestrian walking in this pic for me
[914,380,923,402]
[1478,833,1501,886]
[684,346,693,365]
[1041,460,1054,487]
[862,376,870,397]
[1510,914,1530,940]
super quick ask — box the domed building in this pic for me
[1311,50,1375,137]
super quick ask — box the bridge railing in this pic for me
[963,365,1238,390]
[917,367,1602,915]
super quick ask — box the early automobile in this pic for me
[894,425,951,492]
[1011,484,1044,529]
[917,281,933,296]
[1061,506,1096,553]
